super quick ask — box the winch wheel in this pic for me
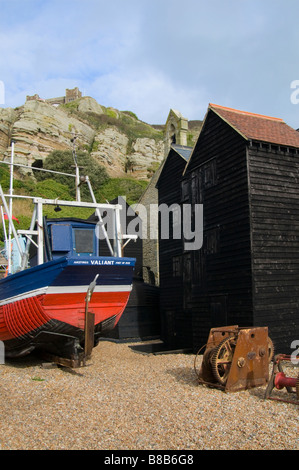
[211,336,236,385]
[268,337,274,363]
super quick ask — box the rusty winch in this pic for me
[264,353,299,405]
[194,325,274,392]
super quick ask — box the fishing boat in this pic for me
[0,144,136,366]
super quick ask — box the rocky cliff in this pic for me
[0,96,165,180]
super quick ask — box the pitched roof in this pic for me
[209,103,299,148]
[171,144,193,161]
[155,145,193,188]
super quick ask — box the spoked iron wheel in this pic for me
[211,336,236,386]
[267,337,274,363]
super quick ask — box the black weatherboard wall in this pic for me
[157,104,299,354]
[156,144,193,348]
[248,140,299,351]
[184,107,254,351]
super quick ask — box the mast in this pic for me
[71,134,81,202]
[0,138,135,271]
[80,176,114,257]
[7,141,14,274]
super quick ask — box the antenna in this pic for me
[7,140,15,274]
[70,133,81,202]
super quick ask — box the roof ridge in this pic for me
[209,103,284,123]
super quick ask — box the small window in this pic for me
[183,253,192,282]
[74,229,94,254]
[202,159,217,188]
[172,256,182,277]
[181,179,189,202]
[192,250,202,285]
[210,296,228,326]
[191,170,202,203]
[205,228,219,255]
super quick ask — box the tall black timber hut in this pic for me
[156,104,299,354]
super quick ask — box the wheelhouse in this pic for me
[46,219,99,261]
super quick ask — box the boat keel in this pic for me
[34,330,91,368]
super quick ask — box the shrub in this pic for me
[34,150,109,200]
[95,178,148,206]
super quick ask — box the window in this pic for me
[183,253,192,283]
[74,229,94,254]
[172,256,182,277]
[202,159,217,188]
[210,296,228,326]
[181,179,189,202]
[204,228,219,255]
[191,170,202,203]
[192,250,202,285]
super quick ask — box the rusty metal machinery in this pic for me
[264,354,299,405]
[194,325,274,392]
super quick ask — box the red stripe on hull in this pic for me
[0,295,50,340]
[42,291,130,329]
[0,290,130,341]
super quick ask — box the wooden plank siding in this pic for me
[156,148,192,348]
[248,144,299,353]
[185,111,253,352]
[157,106,299,355]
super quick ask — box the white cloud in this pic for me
[1,0,299,128]
[88,68,209,123]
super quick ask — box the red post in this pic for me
[274,372,297,390]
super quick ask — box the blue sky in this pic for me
[1,0,299,128]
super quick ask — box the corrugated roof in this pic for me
[209,103,299,148]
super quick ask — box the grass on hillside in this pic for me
[60,100,164,150]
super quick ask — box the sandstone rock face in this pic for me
[0,108,17,155]
[9,100,95,166]
[131,138,164,177]
[0,97,165,180]
[91,130,164,179]
[133,137,164,161]
[77,97,104,115]
[91,127,129,177]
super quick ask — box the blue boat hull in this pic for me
[0,256,135,360]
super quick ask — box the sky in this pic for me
[1,0,299,128]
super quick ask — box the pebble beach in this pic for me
[0,340,298,451]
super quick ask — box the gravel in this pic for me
[0,340,298,451]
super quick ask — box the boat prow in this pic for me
[0,168,137,366]
[0,255,135,365]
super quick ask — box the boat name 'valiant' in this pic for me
[90,260,114,265]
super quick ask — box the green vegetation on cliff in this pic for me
[0,147,149,243]
[60,100,163,155]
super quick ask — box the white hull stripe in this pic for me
[46,285,132,295]
[0,285,132,307]
[0,287,49,306]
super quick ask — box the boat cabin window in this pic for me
[49,222,97,259]
[74,228,94,255]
